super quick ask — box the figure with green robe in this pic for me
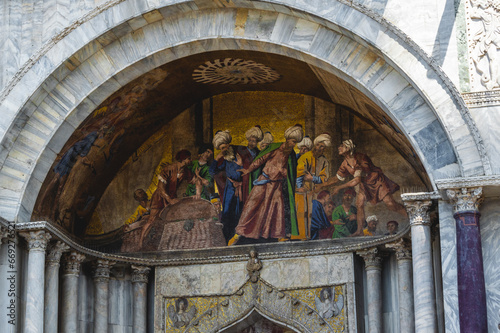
[331,188,358,238]
[228,125,304,245]
[186,144,214,200]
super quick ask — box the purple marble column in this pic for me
[447,187,487,333]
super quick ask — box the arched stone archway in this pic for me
[0,1,488,223]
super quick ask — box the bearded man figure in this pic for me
[228,125,304,245]
[293,133,331,240]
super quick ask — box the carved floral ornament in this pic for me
[93,259,116,281]
[403,200,432,226]
[46,241,70,265]
[131,265,151,283]
[357,247,382,269]
[19,230,51,251]
[446,187,483,213]
[63,251,85,275]
[385,238,412,261]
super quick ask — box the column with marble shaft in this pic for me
[404,199,437,333]
[61,251,85,333]
[447,187,487,332]
[386,238,415,332]
[358,247,382,333]
[44,241,70,333]
[132,265,151,333]
[93,259,115,333]
[19,230,51,333]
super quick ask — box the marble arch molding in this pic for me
[0,0,489,223]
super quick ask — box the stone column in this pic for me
[386,238,415,332]
[447,187,487,332]
[132,265,151,333]
[404,199,437,332]
[357,247,382,333]
[93,259,115,333]
[44,241,70,333]
[19,230,51,333]
[60,251,85,333]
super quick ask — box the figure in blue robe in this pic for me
[310,199,331,240]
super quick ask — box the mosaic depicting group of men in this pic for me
[132,124,407,246]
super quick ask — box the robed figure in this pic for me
[229,125,304,244]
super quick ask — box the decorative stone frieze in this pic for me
[386,238,412,261]
[132,265,151,284]
[446,187,483,214]
[357,247,382,270]
[46,241,70,266]
[93,259,115,282]
[20,230,51,252]
[403,200,432,226]
[63,251,85,275]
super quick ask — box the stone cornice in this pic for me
[401,191,441,202]
[5,219,413,267]
[435,176,500,189]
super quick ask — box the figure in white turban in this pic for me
[293,133,331,240]
[234,125,263,204]
[296,135,313,160]
[317,139,407,236]
[228,125,304,245]
[259,131,274,150]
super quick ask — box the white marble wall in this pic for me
[470,105,500,172]
[479,198,500,333]
[439,200,460,333]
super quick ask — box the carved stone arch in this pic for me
[219,308,302,333]
[179,278,344,333]
[0,0,488,223]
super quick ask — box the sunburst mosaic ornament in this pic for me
[192,58,280,84]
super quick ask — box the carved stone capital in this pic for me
[404,200,432,226]
[131,265,151,284]
[93,259,115,283]
[20,230,51,252]
[46,241,70,266]
[357,247,382,270]
[447,187,483,214]
[385,238,412,261]
[62,251,85,276]
[0,225,8,244]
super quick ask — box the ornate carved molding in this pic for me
[463,90,500,108]
[131,265,151,284]
[446,187,483,213]
[46,241,70,266]
[401,191,441,202]
[404,200,432,226]
[10,220,412,267]
[357,247,382,270]
[62,251,85,276]
[436,175,500,189]
[385,238,412,261]
[93,259,115,282]
[19,230,51,252]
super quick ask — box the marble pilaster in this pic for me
[404,199,437,333]
[44,241,70,333]
[19,230,51,333]
[447,187,487,332]
[357,247,382,333]
[131,265,151,333]
[93,259,115,333]
[386,238,415,332]
[61,251,85,333]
